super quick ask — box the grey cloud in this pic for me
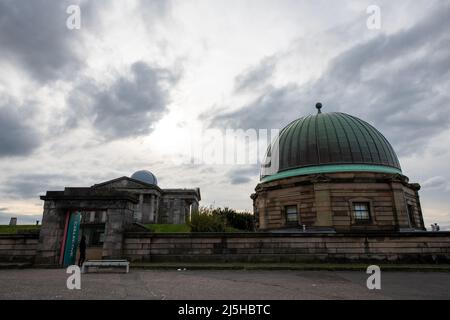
[205,3,450,157]
[227,166,259,185]
[207,83,307,130]
[68,61,178,140]
[0,102,41,157]
[200,166,218,174]
[230,176,251,185]
[0,0,89,82]
[422,176,448,189]
[139,0,172,18]
[234,57,276,93]
[0,173,75,199]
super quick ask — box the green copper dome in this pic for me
[261,105,402,182]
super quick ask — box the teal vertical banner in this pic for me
[63,211,81,267]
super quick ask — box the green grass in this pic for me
[145,224,191,233]
[0,225,41,234]
[144,224,251,233]
[225,226,249,232]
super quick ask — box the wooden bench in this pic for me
[81,260,129,273]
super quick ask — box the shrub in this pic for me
[212,207,255,231]
[189,207,226,232]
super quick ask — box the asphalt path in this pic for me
[0,269,449,300]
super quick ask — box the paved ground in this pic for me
[0,269,449,300]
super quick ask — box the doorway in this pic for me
[78,210,106,261]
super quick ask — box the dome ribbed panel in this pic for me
[270,112,401,176]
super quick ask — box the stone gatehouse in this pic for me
[36,170,200,265]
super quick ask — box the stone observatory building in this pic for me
[91,170,201,225]
[252,103,425,232]
[39,170,200,256]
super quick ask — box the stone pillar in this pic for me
[178,201,185,224]
[172,199,179,224]
[391,182,409,229]
[258,193,268,230]
[191,201,199,214]
[313,183,333,228]
[414,188,426,230]
[184,202,190,223]
[149,194,155,223]
[155,195,160,223]
[35,201,66,266]
[102,205,133,259]
[168,199,173,224]
[137,194,144,222]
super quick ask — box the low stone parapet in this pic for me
[123,232,450,263]
[1,231,450,265]
[0,234,39,263]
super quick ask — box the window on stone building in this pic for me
[353,202,371,222]
[91,230,104,246]
[285,206,298,224]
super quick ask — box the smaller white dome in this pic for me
[131,170,158,185]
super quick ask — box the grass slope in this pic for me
[144,224,246,233]
[0,225,41,234]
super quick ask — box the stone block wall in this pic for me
[253,172,425,232]
[258,185,315,229]
[2,231,449,265]
[123,232,450,263]
[329,182,397,231]
[0,234,39,263]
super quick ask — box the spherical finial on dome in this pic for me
[131,170,158,185]
[316,102,323,114]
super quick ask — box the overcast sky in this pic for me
[0,0,449,229]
